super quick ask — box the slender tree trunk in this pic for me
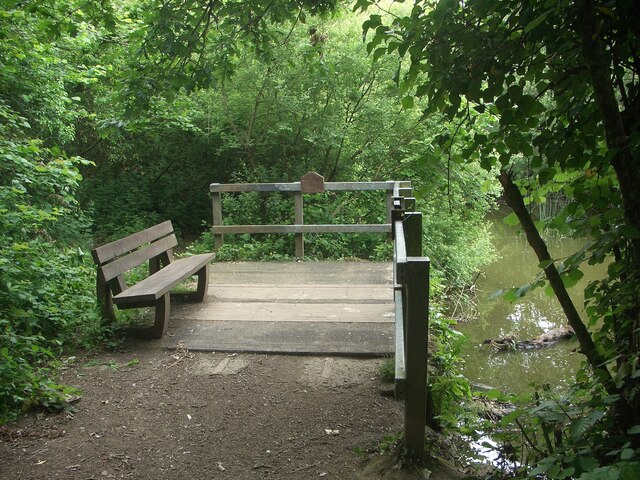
[498,171,616,393]
[574,0,640,428]
[574,1,640,264]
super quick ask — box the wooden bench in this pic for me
[91,221,215,339]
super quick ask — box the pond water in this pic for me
[457,215,607,394]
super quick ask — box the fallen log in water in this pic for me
[483,326,575,351]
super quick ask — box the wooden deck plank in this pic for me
[171,301,394,322]
[206,284,392,303]
[164,320,394,355]
[209,261,393,285]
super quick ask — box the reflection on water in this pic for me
[458,216,607,394]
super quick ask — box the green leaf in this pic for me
[562,268,584,288]
[503,212,519,226]
[524,10,551,33]
[620,448,635,460]
[484,389,502,400]
[516,94,545,115]
[372,47,386,63]
[503,287,519,302]
[627,425,640,434]
[577,456,600,472]
[480,155,496,171]
[568,410,605,439]
[538,167,556,185]
[362,15,382,36]
[617,225,640,239]
[352,0,371,12]
[508,29,522,40]
[401,96,414,110]
[620,463,640,480]
[538,259,554,269]
[500,409,522,427]
[579,466,620,480]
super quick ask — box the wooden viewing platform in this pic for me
[163,261,395,355]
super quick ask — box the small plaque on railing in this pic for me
[301,171,325,193]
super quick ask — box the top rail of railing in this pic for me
[210,180,396,193]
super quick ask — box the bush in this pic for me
[0,104,103,422]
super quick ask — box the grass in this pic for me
[378,356,395,383]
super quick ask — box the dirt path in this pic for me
[1,341,429,480]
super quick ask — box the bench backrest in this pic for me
[91,221,178,294]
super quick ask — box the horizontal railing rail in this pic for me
[209,224,390,234]
[210,181,396,192]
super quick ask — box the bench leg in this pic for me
[97,276,116,322]
[172,265,210,302]
[129,294,170,339]
[195,264,209,302]
[150,293,170,338]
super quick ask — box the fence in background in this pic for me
[210,172,394,257]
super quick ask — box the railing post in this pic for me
[386,182,395,240]
[294,191,304,257]
[211,187,224,250]
[404,211,422,257]
[400,257,430,459]
[399,186,413,199]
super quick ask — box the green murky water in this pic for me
[458,216,607,394]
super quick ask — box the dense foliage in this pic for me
[0,3,103,420]
[357,0,640,475]
[6,0,639,475]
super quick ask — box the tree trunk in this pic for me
[574,0,640,429]
[574,0,640,271]
[498,171,616,393]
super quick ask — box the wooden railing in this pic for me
[209,172,431,458]
[391,182,432,458]
[210,172,395,257]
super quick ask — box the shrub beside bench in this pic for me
[91,221,215,338]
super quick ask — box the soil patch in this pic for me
[0,341,430,480]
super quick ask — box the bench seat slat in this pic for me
[101,234,178,282]
[113,253,215,305]
[92,221,174,265]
